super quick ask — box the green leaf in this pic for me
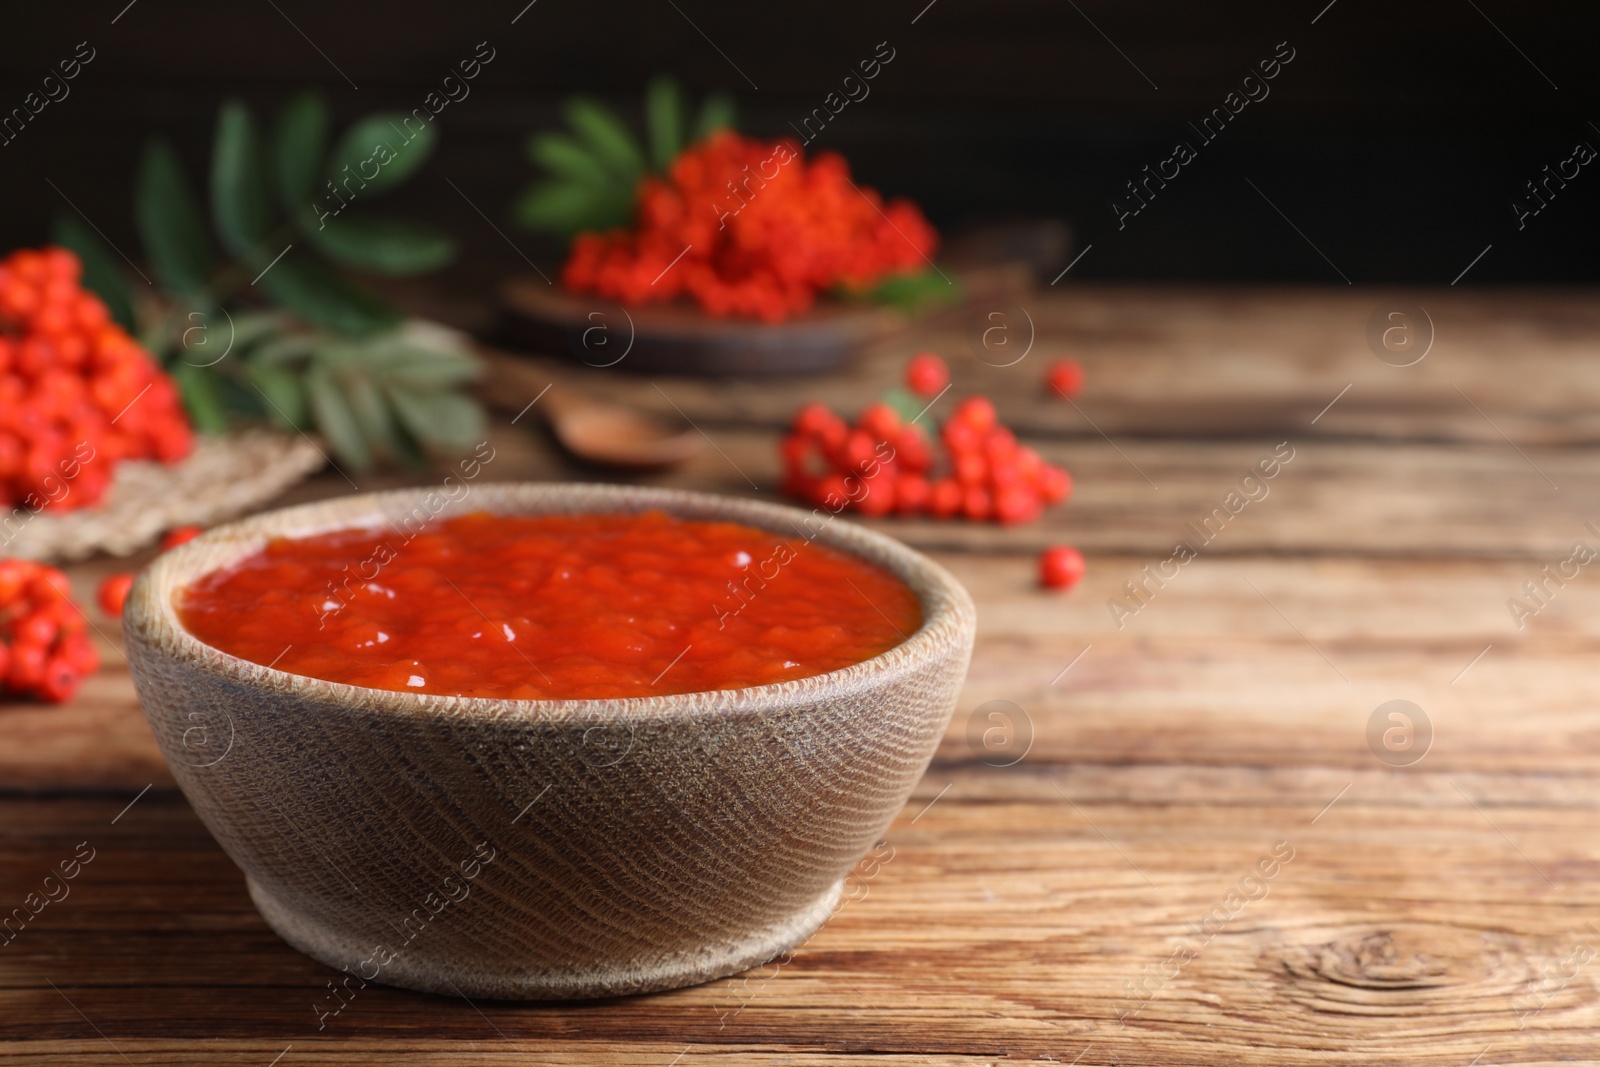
[645,77,684,171]
[307,216,455,275]
[370,342,480,389]
[383,353,480,389]
[882,386,926,426]
[256,255,399,336]
[273,92,329,211]
[210,100,275,261]
[245,361,307,430]
[858,268,962,311]
[327,115,436,198]
[164,298,230,367]
[137,140,216,296]
[337,367,409,463]
[563,97,644,178]
[511,181,588,228]
[306,339,379,370]
[50,213,135,329]
[249,332,317,365]
[306,364,373,470]
[527,132,612,186]
[172,362,231,434]
[215,370,261,417]
[513,179,633,233]
[691,91,737,142]
[227,311,293,352]
[387,386,484,452]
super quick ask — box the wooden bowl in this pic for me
[497,278,906,376]
[123,484,975,1000]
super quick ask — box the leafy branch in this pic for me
[55,92,483,471]
[514,76,735,236]
[511,79,957,313]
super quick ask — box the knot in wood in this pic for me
[1271,924,1569,1020]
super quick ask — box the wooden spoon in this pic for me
[538,388,703,470]
[479,345,702,470]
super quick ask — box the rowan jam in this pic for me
[178,510,921,699]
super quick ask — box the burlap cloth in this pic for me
[6,430,325,563]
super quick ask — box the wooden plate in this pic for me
[496,277,907,377]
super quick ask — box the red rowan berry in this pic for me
[1040,546,1085,590]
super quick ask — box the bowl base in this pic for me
[247,875,846,1001]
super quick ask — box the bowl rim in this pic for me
[126,482,975,725]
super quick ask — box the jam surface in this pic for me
[177,510,922,699]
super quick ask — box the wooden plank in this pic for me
[4,288,1598,1064]
[3,777,1598,1064]
[944,553,1600,775]
[484,287,1600,444]
[0,1047,996,1066]
[286,420,1600,559]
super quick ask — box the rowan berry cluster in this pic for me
[0,247,192,513]
[0,559,98,703]
[563,131,938,323]
[780,355,1072,524]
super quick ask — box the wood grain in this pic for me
[486,286,1600,444]
[5,777,1598,1063]
[4,287,1599,1064]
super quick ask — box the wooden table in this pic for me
[6,286,1600,1065]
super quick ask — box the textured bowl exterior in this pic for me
[125,483,975,1000]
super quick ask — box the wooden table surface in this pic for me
[5,286,1600,1065]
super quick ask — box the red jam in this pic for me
[177,510,922,700]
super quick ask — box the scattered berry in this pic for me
[793,402,841,439]
[995,485,1043,526]
[97,572,135,618]
[855,473,897,517]
[0,558,98,702]
[1039,546,1085,591]
[91,526,206,622]
[1039,465,1072,504]
[779,355,1074,525]
[894,474,930,515]
[961,484,992,522]
[1046,359,1084,399]
[858,402,902,445]
[159,525,203,551]
[951,395,997,435]
[895,425,934,472]
[905,352,949,398]
[954,450,987,486]
[929,479,962,518]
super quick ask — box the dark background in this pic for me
[0,0,1594,284]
